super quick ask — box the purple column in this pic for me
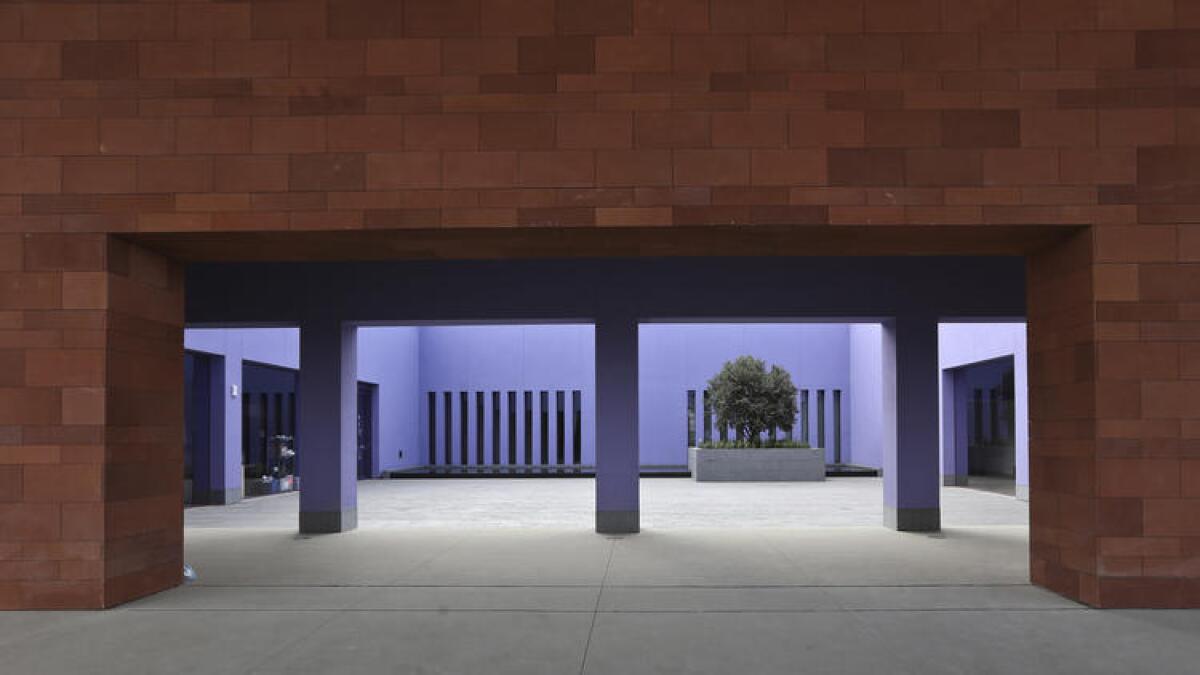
[207,354,243,504]
[595,316,639,533]
[1014,344,1029,501]
[882,315,940,531]
[298,319,358,534]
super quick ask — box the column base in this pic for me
[884,506,940,532]
[300,509,358,534]
[943,474,969,487]
[596,510,639,534]
[1015,484,1029,502]
[203,488,243,505]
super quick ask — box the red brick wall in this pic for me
[1,233,110,609]
[1,234,182,609]
[102,239,184,608]
[1,0,1198,608]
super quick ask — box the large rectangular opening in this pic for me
[181,317,1030,532]
[182,322,600,530]
[635,321,1028,529]
[167,245,1048,604]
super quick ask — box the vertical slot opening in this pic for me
[686,389,696,447]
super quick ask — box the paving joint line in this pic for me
[123,606,1090,615]
[182,582,1036,590]
[577,536,617,675]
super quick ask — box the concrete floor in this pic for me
[5,479,1200,674]
[184,477,1030,529]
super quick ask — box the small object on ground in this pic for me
[183,564,198,584]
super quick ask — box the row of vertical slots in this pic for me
[427,390,583,467]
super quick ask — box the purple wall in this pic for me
[185,326,420,491]
[417,325,596,466]
[413,322,863,468]
[639,323,852,465]
[184,328,299,496]
[358,327,419,473]
[849,324,884,469]
[938,322,1029,492]
[184,320,1029,486]
[186,327,301,369]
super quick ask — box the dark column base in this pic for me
[943,474,969,487]
[596,510,639,534]
[884,507,940,532]
[204,487,243,505]
[300,509,358,534]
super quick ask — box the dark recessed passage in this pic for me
[973,389,985,444]
[817,389,826,450]
[507,391,517,465]
[833,389,842,463]
[443,391,452,465]
[523,391,533,466]
[460,391,469,465]
[427,392,436,465]
[990,386,1001,444]
[718,404,728,442]
[273,393,283,448]
[539,390,549,465]
[572,390,582,465]
[784,395,793,441]
[555,390,565,465]
[801,389,810,444]
[686,389,696,447]
[491,391,501,465]
[476,391,485,465]
[257,394,268,469]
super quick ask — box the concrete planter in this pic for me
[688,447,826,482]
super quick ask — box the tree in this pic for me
[707,355,799,448]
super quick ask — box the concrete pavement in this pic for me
[5,480,1199,674]
[184,477,1029,529]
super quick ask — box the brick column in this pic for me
[0,235,184,609]
[297,319,359,534]
[1024,227,1199,608]
[1083,221,1200,608]
[594,315,639,534]
[1027,229,1101,605]
[103,238,186,607]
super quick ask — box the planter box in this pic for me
[688,447,826,482]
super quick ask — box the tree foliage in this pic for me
[706,355,799,448]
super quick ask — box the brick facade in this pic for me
[1,0,1198,608]
[2,234,182,608]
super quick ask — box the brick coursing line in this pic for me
[0,0,1199,608]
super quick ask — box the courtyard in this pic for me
[184,477,1029,529]
[4,479,1200,674]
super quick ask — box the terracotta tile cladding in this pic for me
[0,0,1195,611]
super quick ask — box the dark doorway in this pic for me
[357,382,377,479]
[968,362,1016,479]
[183,351,214,505]
[242,361,298,497]
[952,356,1017,495]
